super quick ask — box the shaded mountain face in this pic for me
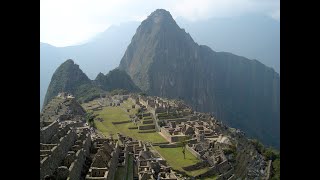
[119,9,280,148]
[94,69,140,92]
[43,60,140,108]
[43,59,103,107]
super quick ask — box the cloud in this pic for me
[41,0,280,46]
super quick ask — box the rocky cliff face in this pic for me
[119,9,280,148]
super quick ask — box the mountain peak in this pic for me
[144,9,175,25]
[43,59,94,107]
[64,59,75,64]
[149,9,172,18]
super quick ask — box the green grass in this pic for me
[202,175,218,180]
[93,105,132,138]
[153,146,210,177]
[114,122,166,143]
[91,99,167,143]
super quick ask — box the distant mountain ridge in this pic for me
[119,9,280,148]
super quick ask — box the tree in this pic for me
[250,139,265,154]
[86,111,96,127]
[179,136,189,159]
[271,158,280,180]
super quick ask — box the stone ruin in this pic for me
[117,133,178,180]
[129,94,270,180]
[40,93,271,180]
[86,139,119,180]
[40,94,86,127]
[40,121,91,180]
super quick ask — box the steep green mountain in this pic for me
[119,9,280,148]
[43,60,140,108]
[94,69,140,92]
[43,59,103,107]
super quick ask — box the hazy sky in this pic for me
[41,0,280,47]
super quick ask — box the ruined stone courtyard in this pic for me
[40,93,272,180]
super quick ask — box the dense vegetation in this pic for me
[250,139,280,179]
[85,111,98,127]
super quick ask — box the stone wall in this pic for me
[159,128,187,142]
[40,143,57,150]
[159,128,173,142]
[107,142,120,180]
[151,142,170,146]
[142,120,154,124]
[182,161,209,171]
[68,149,85,180]
[265,160,272,180]
[112,120,131,125]
[216,160,230,174]
[228,174,236,180]
[165,118,187,124]
[139,130,157,133]
[159,144,182,148]
[83,134,92,156]
[222,167,234,179]
[138,124,155,130]
[170,135,188,142]
[65,121,84,129]
[122,146,129,180]
[40,121,59,143]
[141,112,151,117]
[87,168,108,179]
[155,107,166,113]
[216,167,234,180]
[143,116,153,120]
[186,145,202,160]
[40,130,77,179]
[194,166,217,179]
[67,133,91,180]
